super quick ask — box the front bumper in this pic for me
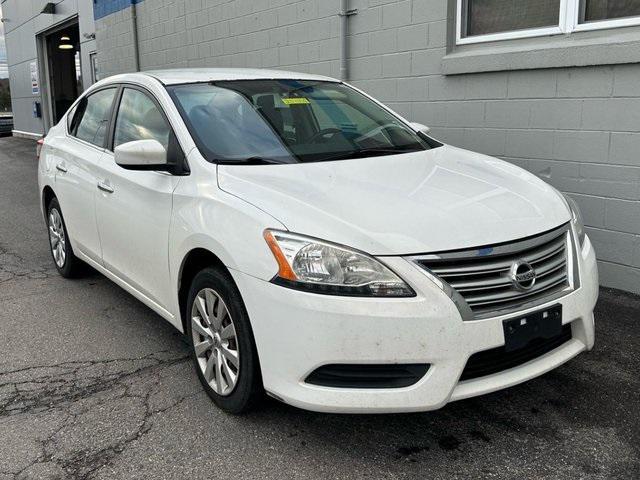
[232,235,598,414]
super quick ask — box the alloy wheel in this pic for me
[191,288,240,396]
[48,208,66,268]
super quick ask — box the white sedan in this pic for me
[38,69,598,414]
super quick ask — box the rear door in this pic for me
[94,85,182,309]
[52,87,118,264]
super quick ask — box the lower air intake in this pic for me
[305,364,430,389]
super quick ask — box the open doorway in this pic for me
[44,21,82,124]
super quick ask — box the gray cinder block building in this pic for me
[2,0,639,294]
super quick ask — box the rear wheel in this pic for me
[186,267,263,414]
[47,198,83,278]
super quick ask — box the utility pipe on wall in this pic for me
[131,0,141,71]
[339,0,357,81]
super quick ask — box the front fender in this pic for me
[168,169,287,327]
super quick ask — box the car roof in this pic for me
[103,68,340,86]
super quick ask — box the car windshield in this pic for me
[167,80,437,164]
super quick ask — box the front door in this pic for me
[94,86,181,309]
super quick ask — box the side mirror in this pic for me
[114,139,168,170]
[410,122,430,134]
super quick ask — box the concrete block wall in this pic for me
[94,7,139,76]
[137,0,342,76]
[94,0,640,294]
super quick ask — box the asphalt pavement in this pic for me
[0,136,638,479]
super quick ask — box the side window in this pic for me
[114,88,171,149]
[73,88,117,147]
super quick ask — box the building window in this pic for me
[578,0,640,25]
[89,52,100,84]
[457,0,640,45]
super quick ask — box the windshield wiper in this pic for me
[216,156,287,165]
[314,147,422,162]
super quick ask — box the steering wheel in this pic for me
[308,128,342,144]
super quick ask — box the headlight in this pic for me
[563,194,586,246]
[263,230,414,297]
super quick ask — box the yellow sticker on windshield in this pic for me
[282,97,310,105]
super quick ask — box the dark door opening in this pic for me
[45,22,82,123]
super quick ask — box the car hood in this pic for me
[217,145,570,255]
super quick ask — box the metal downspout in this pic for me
[131,0,141,71]
[339,0,357,81]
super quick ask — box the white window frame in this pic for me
[456,0,640,45]
[89,52,99,84]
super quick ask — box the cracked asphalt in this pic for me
[0,136,639,479]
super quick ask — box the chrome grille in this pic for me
[412,224,574,319]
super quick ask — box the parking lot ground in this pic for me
[0,136,639,479]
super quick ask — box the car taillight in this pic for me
[36,138,44,159]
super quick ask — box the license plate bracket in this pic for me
[502,304,563,352]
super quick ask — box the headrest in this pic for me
[257,95,276,111]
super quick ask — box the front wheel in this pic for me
[47,197,83,278]
[186,267,263,414]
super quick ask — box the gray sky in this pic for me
[0,6,7,78]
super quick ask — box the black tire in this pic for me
[46,197,84,278]
[186,267,263,414]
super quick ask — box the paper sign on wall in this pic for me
[30,62,39,95]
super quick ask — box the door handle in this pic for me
[97,181,114,193]
[55,163,67,173]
